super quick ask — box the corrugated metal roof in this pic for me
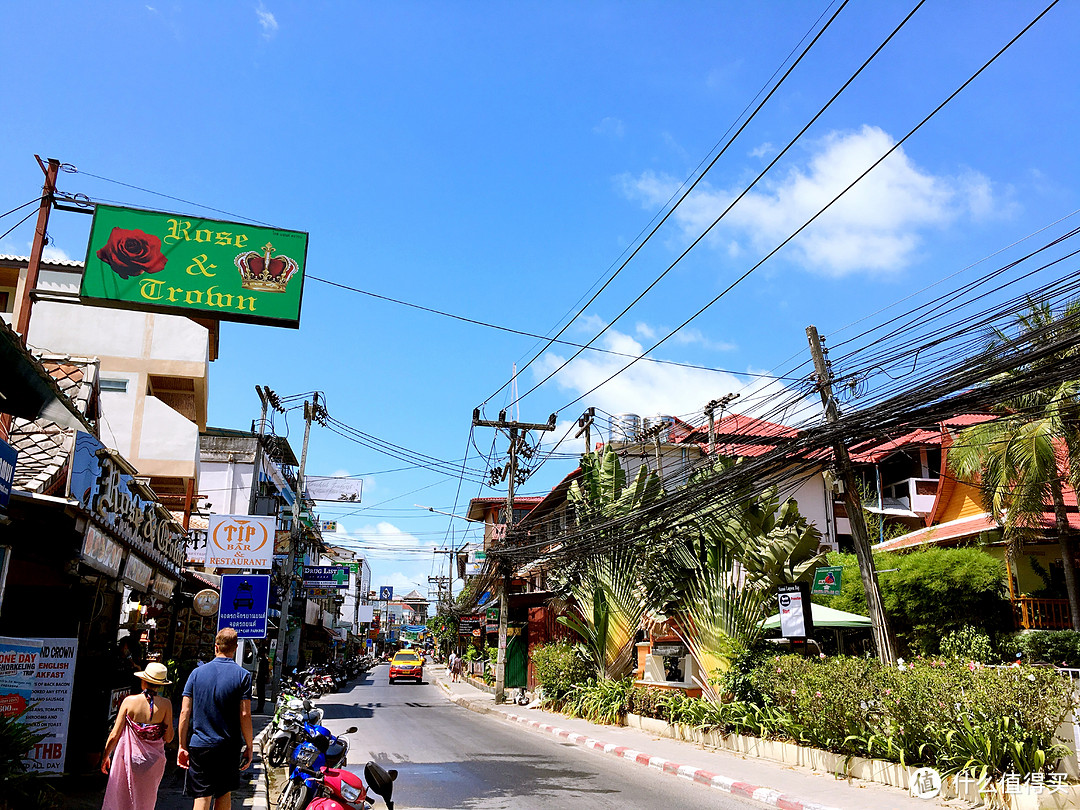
[0,254,85,269]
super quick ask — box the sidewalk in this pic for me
[432,667,963,810]
[54,709,274,810]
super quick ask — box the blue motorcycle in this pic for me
[277,722,357,810]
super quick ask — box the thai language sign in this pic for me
[218,575,270,639]
[206,514,275,570]
[81,204,308,328]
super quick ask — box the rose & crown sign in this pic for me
[81,204,308,328]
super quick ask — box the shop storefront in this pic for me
[1,429,185,771]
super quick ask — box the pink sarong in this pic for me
[102,718,167,810]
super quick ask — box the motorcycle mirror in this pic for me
[346,726,358,734]
[364,761,396,807]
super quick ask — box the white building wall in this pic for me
[200,460,255,515]
[28,267,210,480]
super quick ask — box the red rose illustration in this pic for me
[96,227,168,279]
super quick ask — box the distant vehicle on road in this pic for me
[388,650,423,684]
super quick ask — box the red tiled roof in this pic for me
[875,514,997,552]
[877,510,1080,552]
[9,355,99,495]
[677,413,798,458]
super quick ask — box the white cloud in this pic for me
[750,142,774,159]
[634,322,735,352]
[43,245,73,262]
[593,117,625,138]
[256,3,278,39]
[533,322,816,426]
[623,125,1006,277]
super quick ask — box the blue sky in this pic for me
[2,1,1078,597]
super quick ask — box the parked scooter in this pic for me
[278,725,357,810]
[305,762,398,810]
[269,702,323,768]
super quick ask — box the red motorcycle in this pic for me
[304,761,397,810]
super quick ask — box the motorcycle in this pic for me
[270,703,323,768]
[305,762,398,810]
[278,725,357,810]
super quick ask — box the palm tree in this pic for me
[556,445,664,678]
[648,461,825,698]
[949,300,1080,631]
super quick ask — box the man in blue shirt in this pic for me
[179,627,254,809]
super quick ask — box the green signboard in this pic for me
[811,565,842,596]
[80,204,308,328]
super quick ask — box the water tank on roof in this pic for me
[643,414,676,443]
[608,413,641,443]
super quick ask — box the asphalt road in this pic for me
[312,663,766,810]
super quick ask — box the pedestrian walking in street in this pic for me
[255,645,270,714]
[178,627,254,810]
[447,650,456,681]
[101,661,174,810]
[451,651,464,682]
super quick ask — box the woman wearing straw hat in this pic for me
[101,661,175,810]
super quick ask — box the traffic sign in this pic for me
[811,566,843,596]
[379,586,393,601]
[218,575,270,638]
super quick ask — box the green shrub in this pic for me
[815,549,1011,654]
[0,707,58,810]
[940,626,994,663]
[1000,630,1080,668]
[531,641,594,705]
[625,686,667,719]
[564,678,633,724]
[751,655,1073,777]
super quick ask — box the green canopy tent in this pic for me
[762,604,872,655]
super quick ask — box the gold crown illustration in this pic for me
[235,242,298,293]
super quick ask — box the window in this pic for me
[100,378,128,393]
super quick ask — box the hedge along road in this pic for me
[300,663,765,810]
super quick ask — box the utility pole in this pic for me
[640,422,665,482]
[271,397,316,701]
[472,408,556,703]
[806,326,895,664]
[248,386,271,516]
[574,408,596,454]
[13,156,60,337]
[704,393,739,457]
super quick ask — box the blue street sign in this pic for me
[0,438,16,509]
[379,586,393,601]
[218,575,270,638]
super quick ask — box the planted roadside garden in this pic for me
[519,447,1078,785]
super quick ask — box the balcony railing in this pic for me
[1012,597,1072,630]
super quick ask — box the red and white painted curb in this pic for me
[439,680,839,810]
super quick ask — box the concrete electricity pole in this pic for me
[472,408,556,703]
[270,397,317,701]
[704,393,739,457]
[806,326,895,664]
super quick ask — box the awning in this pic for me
[0,320,91,431]
[763,604,873,630]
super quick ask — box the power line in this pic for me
[547,0,1061,417]
[478,0,855,409]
